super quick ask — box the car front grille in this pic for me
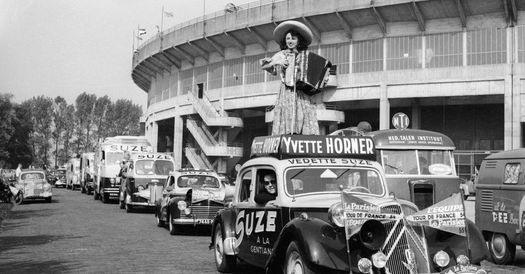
[187,205,224,219]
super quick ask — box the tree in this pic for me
[0,94,15,168]
[105,99,142,136]
[7,101,34,168]
[74,92,97,152]
[93,95,111,141]
[29,96,54,168]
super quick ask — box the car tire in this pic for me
[14,193,23,205]
[489,233,516,264]
[214,222,236,273]
[45,197,51,203]
[101,193,108,204]
[156,210,165,227]
[285,241,315,274]
[168,213,179,235]
[93,191,99,200]
[81,186,86,193]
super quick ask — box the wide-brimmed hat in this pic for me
[273,20,313,48]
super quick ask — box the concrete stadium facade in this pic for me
[132,0,525,178]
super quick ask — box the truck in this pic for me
[80,152,95,194]
[93,136,152,203]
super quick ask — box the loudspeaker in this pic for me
[359,220,387,250]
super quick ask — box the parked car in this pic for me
[155,169,233,234]
[17,169,52,203]
[120,152,174,212]
[210,135,488,273]
[475,148,525,264]
[54,168,67,188]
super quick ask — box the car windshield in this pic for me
[381,149,455,176]
[21,172,45,180]
[177,175,219,188]
[285,167,384,196]
[135,160,174,175]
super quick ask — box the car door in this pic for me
[160,175,175,220]
[235,166,282,268]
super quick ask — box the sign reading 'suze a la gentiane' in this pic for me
[250,135,375,160]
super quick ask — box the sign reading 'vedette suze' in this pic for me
[250,135,375,159]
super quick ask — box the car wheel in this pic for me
[45,197,52,203]
[285,241,314,274]
[168,213,179,235]
[81,186,86,193]
[93,191,99,200]
[101,193,108,204]
[156,210,165,227]
[489,233,516,264]
[214,222,236,272]
[14,193,24,205]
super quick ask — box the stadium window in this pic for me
[352,38,383,73]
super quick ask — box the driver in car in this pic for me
[255,173,277,205]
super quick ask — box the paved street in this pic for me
[0,189,525,273]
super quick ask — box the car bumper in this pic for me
[172,218,213,225]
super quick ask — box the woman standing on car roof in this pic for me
[261,20,323,136]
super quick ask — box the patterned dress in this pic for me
[263,49,319,136]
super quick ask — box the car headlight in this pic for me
[372,251,387,268]
[328,203,345,227]
[44,183,51,191]
[434,250,450,267]
[177,200,187,211]
[456,254,469,266]
[357,258,372,273]
[110,178,115,184]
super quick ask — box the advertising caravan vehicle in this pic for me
[331,114,460,210]
[155,168,233,234]
[119,152,174,212]
[16,169,52,203]
[80,152,95,194]
[66,158,81,190]
[93,136,152,203]
[475,148,525,264]
[210,135,488,274]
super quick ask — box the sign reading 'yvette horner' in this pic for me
[250,135,375,160]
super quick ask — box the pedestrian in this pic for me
[261,20,328,136]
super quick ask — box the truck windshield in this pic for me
[381,149,454,176]
[106,152,125,166]
[135,160,174,176]
[284,167,384,196]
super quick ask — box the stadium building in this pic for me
[132,0,525,178]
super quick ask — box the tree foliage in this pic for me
[0,93,143,169]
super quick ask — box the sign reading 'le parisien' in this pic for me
[250,135,375,160]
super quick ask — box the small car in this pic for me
[54,168,67,188]
[210,135,488,273]
[120,152,174,212]
[17,169,52,203]
[155,169,233,234]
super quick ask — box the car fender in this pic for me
[167,197,184,219]
[210,208,237,252]
[266,217,348,273]
[465,218,489,263]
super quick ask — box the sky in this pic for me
[0,0,254,111]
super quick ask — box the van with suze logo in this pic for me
[475,148,525,264]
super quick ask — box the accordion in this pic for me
[296,51,332,96]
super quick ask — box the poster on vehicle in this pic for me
[342,191,402,239]
[406,193,466,236]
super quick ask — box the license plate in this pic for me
[196,219,212,225]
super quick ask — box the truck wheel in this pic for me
[168,213,179,235]
[285,241,314,274]
[101,193,108,204]
[214,222,236,272]
[489,233,516,264]
[93,191,99,200]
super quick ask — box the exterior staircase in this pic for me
[185,92,244,174]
